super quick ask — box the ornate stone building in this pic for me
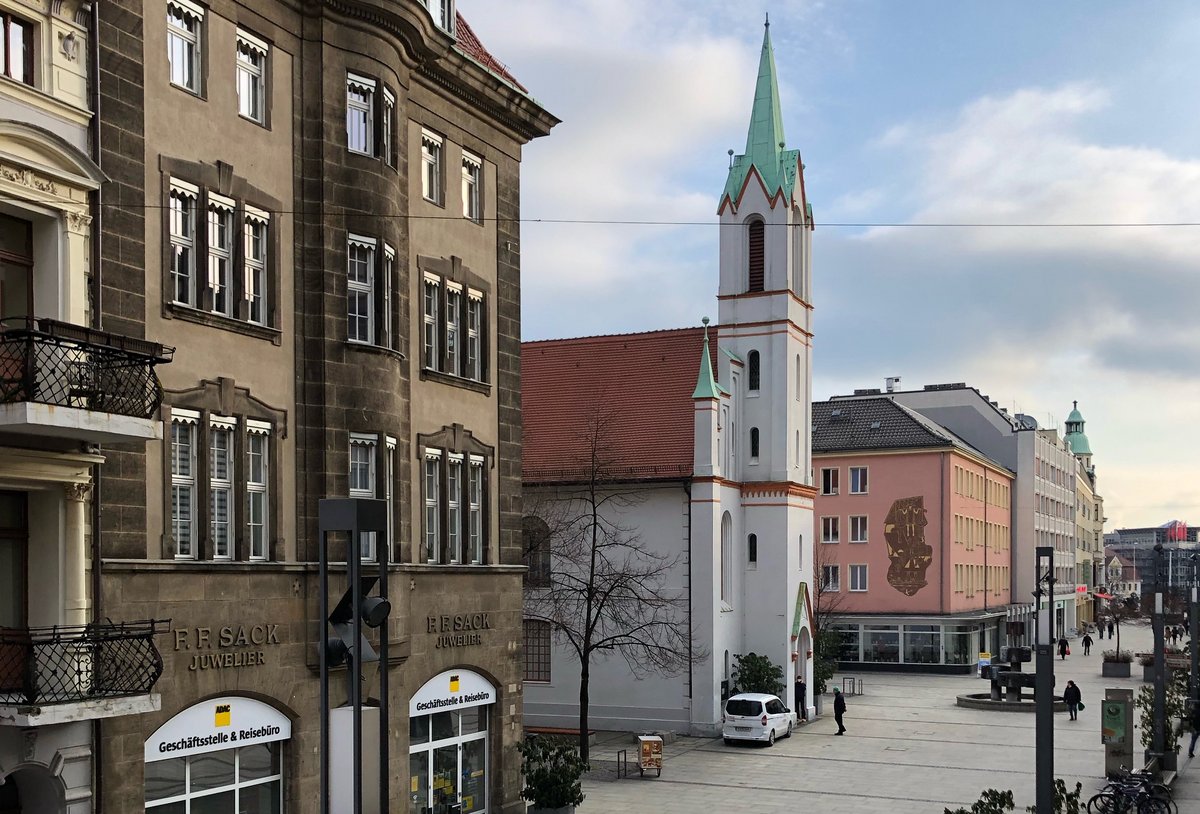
[0,1,554,812]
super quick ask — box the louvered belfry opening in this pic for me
[747,219,765,291]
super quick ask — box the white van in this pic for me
[721,693,795,746]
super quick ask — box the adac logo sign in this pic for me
[410,669,494,716]
[214,703,231,727]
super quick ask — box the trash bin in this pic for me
[637,735,663,777]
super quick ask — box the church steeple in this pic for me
[720,17,801,212]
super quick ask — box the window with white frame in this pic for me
[167,1,203,94]
[468,457,483,564]
[381,88,396,166]
[247,422,270,560]
[422,131,443,204]
[821,467,839,495]
[447,455,463,563]
[822,564,840,592]
[445,286,461,374]
[465,294,482,381]
[850,466,869,494]
[424,451,441,563]
[821,516,839,544]
[849,564,868,592]
[349,434,378,562]
[421,433,490,565]
[169,182,199,307]
[422,269,487,384]
[209,416,235,559]
[347,235,375,344]
[428,0,454,33]
[346,74,375,155]
[236,30,268,123]
[423,276,439,369]
[382,244,394,347]
[245,208,269,325]
[1,11,34,86]
[850,515,868,544]
[145,742,283,812]
[207,195,235,317]
[171,411,199,559]
[462,152,481,221]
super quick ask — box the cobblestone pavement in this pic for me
[576,622,1200,813]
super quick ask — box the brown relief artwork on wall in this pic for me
[884,497,933,596]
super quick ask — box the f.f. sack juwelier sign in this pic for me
[426,613,491,648]
[173,624,282,671]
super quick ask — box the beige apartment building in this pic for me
[2,1,555,812]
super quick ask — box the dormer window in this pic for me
[747,218,764,292]
[1,12,34,86]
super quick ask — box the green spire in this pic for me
[692,318,721,400]
[1064,400,1092,455]
[721,17,800,209]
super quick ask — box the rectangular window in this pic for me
[236,30,268,123]
[170,412,199,558]
[850,466,869,494]
[820,467,839,496]
[349,435,377,562]
[244,209,269,325]
[246,425,269,560]
[465,295,482,381]
[423,278,439,369]
[347,235,375,343]
[382,244,394,349]
[468,458,483,565]
[447,456,462,563]
[446,288,461,375]
[207,197,235,317]
[167,1,203,93]
[822,564,840,593]
[1,12,34,85]
[382,88,395,167]
[850,564,868,592]
[209,419,234,559]
[462,152,481,221]
[850,515,868,544]
[422,132,443,204]
[821,516,839,544]
[169,182,198,306]
[523,619,550,682]
[424,452,441,562]
[346,74,375,155]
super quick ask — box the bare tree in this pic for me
[523,405,701,761]
[810,540,848,694]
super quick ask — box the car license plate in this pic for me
[735,726,750,732]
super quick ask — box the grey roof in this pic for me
[812,398,1008,470]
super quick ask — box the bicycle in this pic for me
[1087,767,1174,814]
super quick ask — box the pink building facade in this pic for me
[813,399,1014,672]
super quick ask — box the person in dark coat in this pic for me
[833,687,847,735]
[1058,636,1069,660]
[1081,633,1093,655]
[1108,620,1115,638]
[1189,700,1200,758]
[1063,680,1082,721]
[794,675,808,721]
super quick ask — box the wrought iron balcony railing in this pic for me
[0,620,167,706]
[0,318,173,420]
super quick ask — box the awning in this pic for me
[1092,592,1115,600]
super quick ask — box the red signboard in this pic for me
[1076,584,1088,594]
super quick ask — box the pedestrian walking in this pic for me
[833,687,847,735]
[1189,698,1200,758]
[794,675,808,721]
[1097,622,1104,640]
[1107,620,1115,638]
[1063,680,1082,721]
[1081,633,1093,655]
[1058,636,1069,660]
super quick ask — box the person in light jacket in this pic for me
[1063,680,1082,721]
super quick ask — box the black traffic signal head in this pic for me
[324,575,391,666]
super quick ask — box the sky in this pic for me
[457,0,1200,531]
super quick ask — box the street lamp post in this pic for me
[1190,555,1199,712]
[1034,546,1056,814]
[1152,542,1166,766]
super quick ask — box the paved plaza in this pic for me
[576,622,1200,813]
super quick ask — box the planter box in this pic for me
[529,808,575,814]
[1102,661,1131,678]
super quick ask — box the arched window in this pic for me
[798,534,804,569]
[747,218,765,292]
[747,533,758,565]
[748,350,760,392]
[749,427,760,461]
[522,515,551,587]
[796,354,803,401]
[720,512,732,605]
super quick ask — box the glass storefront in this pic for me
[408,669,495,814]
[863,625,899,663]
[836,621,986,667]
[902,625,941,664]
[833,624,860,662]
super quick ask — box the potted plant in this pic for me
[518,738,588,814]
[1136,668,1188,774]
[1138,652,1156,681]
[1101,649,1132,678]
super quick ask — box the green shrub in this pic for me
[731,652,785,697]
[518,738,588,809]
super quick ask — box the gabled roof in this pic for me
[454,12,527,92]
[522,327,715,483]
[812,398,1006,470]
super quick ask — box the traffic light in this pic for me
[324,574,391,666]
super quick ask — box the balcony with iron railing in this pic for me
[0,317,174,442]
[0,620,167,725]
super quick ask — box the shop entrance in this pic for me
[408,669,495,814]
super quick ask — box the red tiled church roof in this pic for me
[454,12,528,92]
[522,328,714,482]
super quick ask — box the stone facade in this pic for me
[93,2,555,813]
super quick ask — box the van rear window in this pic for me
[725,699,761,717]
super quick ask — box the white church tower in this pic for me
[691,17,817,733]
